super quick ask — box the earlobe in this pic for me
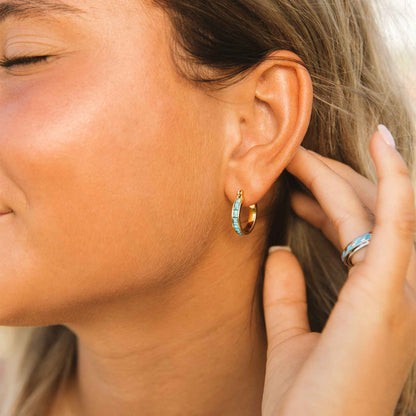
[224,50,313,208]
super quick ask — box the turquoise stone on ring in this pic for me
[341,231,372,267]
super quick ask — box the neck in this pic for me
[52,233,269,416]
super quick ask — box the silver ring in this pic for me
[341,231,372,268]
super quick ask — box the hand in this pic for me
[261,125,416,416]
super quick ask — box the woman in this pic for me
[0,0,415,415]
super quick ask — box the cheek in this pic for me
[0,58,219,325]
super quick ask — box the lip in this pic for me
[0,211,12,216]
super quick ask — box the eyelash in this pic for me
[0,55,51,68]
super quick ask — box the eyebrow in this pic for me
[0,0,87,23]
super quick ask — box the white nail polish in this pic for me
[377,124,396,148]
[268,245,292,254]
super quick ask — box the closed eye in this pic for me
[0,55,52,68]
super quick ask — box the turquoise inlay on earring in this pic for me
[231,189,257,236]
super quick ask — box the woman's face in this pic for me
[0,0,230,325]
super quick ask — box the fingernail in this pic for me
[268,245,292,254]
[377,124,396,148]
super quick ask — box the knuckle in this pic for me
[265,297,308,309]
[396,166,411,178]
[395,158,411,177]
[332,211,354,230]
[392,211,416,238]
[308,172,325,194]
[267,326,309,355]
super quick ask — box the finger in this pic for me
[290,192,375,251]
[263,247,310,356]
[306,149,378,213]
[286,146,374,267]
[290,191,342,250]
[354,126,416,291]
[291,187,416,295]
[298,146,416,293]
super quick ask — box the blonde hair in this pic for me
[1,0,415,414]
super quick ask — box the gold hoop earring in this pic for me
[231,189,257,236]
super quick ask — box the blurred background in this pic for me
[376,0,416,108]
[0,0,416,363]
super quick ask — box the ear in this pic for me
[223,50,313,207]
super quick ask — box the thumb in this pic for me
[263,246,311,353]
